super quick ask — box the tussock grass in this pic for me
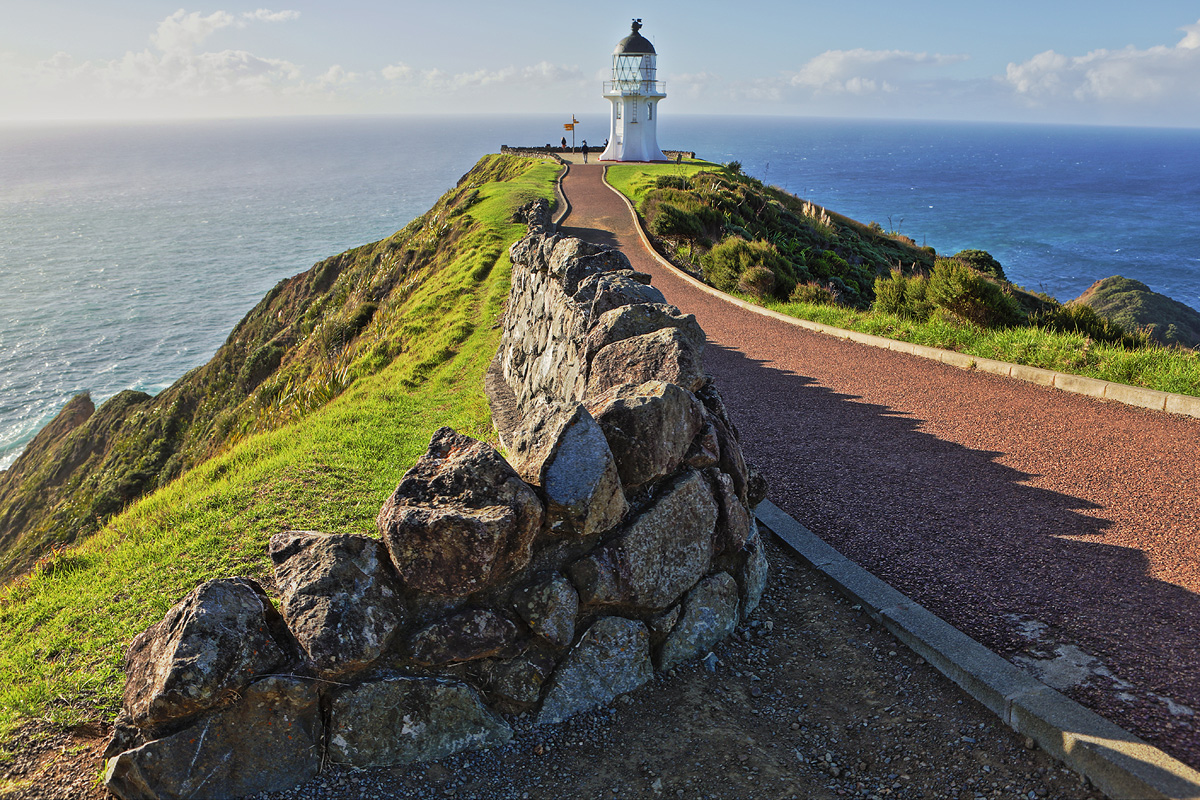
[0,155,558,740]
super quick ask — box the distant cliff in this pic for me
[0,154,536,582]
[1072,276,1200,350]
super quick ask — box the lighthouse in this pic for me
[599,19,667,162]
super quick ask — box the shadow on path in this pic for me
[703,341,1200,765]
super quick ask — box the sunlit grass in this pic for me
[0,154,558,740]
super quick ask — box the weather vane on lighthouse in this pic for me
[599,18,667,162]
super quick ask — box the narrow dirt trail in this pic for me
[559,162,1200,766]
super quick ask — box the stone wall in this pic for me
[103,198,767,800]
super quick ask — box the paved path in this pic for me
[559,163,1200,767]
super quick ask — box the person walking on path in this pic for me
[581,140,589,163]
[560,136,567,151]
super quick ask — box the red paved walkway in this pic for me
[559,163,1200,766]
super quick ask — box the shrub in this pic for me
[953,249,1006,281]
[789,282,839,306]
[1030,304,1146,348]
[649,203,705,240]
[654,175,691,190]
[873,269,933,320]
[927,259,1020,327]
[725,160,743,175]
[737,266,776,299]
[702,237,789,293]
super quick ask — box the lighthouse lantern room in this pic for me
[599,19,667,162]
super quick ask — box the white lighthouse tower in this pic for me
[599,19,667,162]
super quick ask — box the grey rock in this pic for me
[327,676,511,768]
[407,608,519,666]
[481,646,559,707]
[377,427,544,597]
[507,402,626,537]
[746,464,769,509]
[712,415,749,503]
[121,578,293,731]
[512,573,579,647]
[575,270,667,322]
[569,469,717,612]
[707,469,751,557]
[105,676,321,800]
[587,327,706,396]
[537,616,653,725]
[647,605,683,646]
[586,380,704,489]
[737,521,770,620]
[548,238,631,295]
[269,531,404,679]
[656,572,740,672]
[684,419,721,469]
[584,303,704,363]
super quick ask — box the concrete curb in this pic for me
[551,162,571,230]
[755,499,1200,800]
[597,169,1200,420]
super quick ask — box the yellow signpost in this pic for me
[563,116,579,150]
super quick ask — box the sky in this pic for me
[4,1,1200,127]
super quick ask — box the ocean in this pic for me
[2,113,1199,470]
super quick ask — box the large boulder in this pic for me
[548,238,633,296]
[586,381,704,489]
[121,578,294,731]
[587,327,706,396]
[569,469,717,612]
[268,531,404,679]
[407,608,519,666]
[105,676,322,800]
[537,616,653,725]
[584,303,704,364]
[506,402,626,537]
[377,427,545,597]
[574,270,667,322]
[656,572,740,672]
[327,676,512,768]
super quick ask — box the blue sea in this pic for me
[3,114,1199,470]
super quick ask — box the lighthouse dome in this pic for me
[614,19,655,54]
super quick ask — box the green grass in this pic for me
[761,296,1200,396]
[605,159,722,207]
[0,154,558,742]
[606,163,1200,398]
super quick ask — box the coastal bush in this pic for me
[1029,303,1145,348]
[737,266,776,299]
[654,174,691,190]
[649,203,706,240]
[953,249,1006,281]
[702,237,789,294]
[789,282,839,306]
[873,269,933,320]
[928,258,1020,327]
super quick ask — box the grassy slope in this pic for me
[1073,276,1200,350]
[607,163,1200,398]
[0,154,558,742]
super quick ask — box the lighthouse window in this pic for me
[616,103,621,119]
[647,103,652,120]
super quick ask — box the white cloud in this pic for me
[381,60,583,92]
[243,9,301,23]
[1004,19,1200,105]
[788,48,967,95]
[151,10,236,54]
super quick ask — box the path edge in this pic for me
[597,168,1200,420]
[756,499,1200,800]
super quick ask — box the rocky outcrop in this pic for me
[106,196,767,800]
